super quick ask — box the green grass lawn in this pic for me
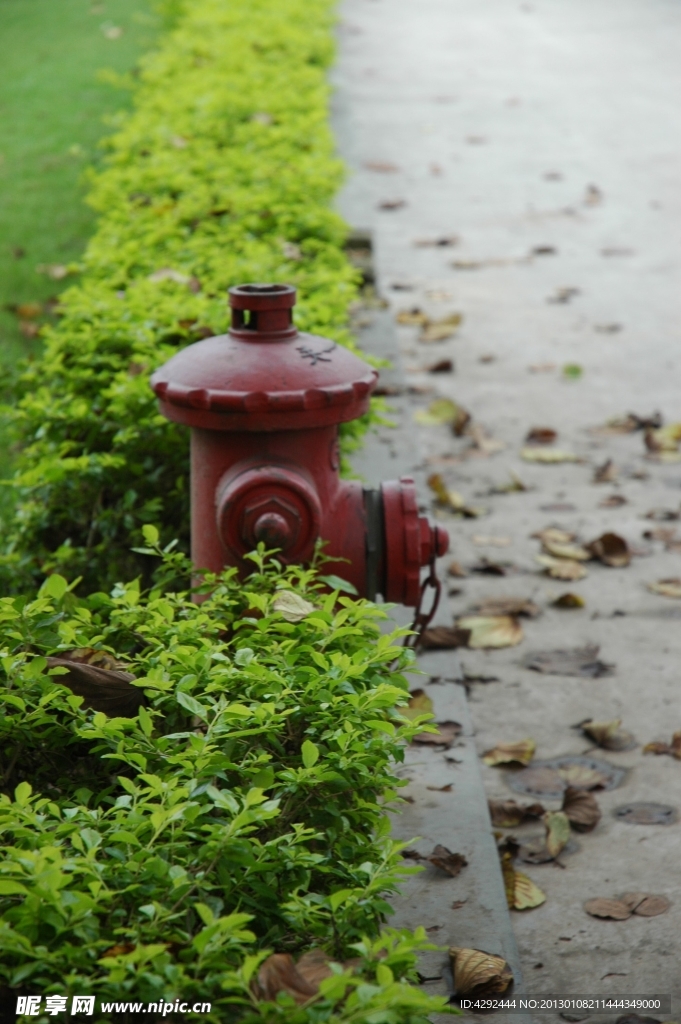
[0,0,161,369]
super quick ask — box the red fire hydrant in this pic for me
[151,284,448,607]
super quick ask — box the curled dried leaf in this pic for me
[449,946,513,996]
[593,459,618,483]
[562,787,601,832]
[643,731,681,759]
[483,739,536,767]
[271,591,316,622]
[587,532,631,568]
[426,845,468,877]
[456,615,524,649]
[580,718,636,751]
[46,653,142,717]
[412,720,462,748]
[488,799,545,827]
[542,540,591,561]
[420,625,471,650]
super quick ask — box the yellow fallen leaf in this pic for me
[401,688,434,721]
[501,855,546,910]
[521,447,581,463]
[647,578,681,599]
[420,312,463,342]
[414,398,469,429]
[271,591,316,622]
[544,810,571,858]
[542,540,591,561]
[536,555,588,581]
[472,535,511,547]
[483,739,536,767]
[534,528,575,546]
[456,614,523,648]
[396,307,429,326]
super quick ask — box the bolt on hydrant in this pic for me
[151,283,448,610]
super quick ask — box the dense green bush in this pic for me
[1,0,367,594]
[0,542,452,1021]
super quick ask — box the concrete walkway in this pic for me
[334,0,681,1015]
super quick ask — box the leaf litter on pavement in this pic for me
[482,739,536,767]
[449,947,513,997]
[577,718,636,751]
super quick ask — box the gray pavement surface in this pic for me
[334,0,681,1017]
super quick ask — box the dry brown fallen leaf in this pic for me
[584,898,632,921]
[647,578,681,599]
[620,893,671,917]
[644,422,681,457]
[587,532,631,567]
[562,786,601,832]
[488,798,545,827]
[472,535,511,547]
[254,948,353,1004]
[643,731,681,759]
[584,894,670,921]
[483,738,536,767]
[521,447,581,463]
[593,459,618,483]
[579,718,636,751]
[501,854,547,910]
[426,845,468,877]
[525,427,557,445]
[449,947,513,997]
[544,810,571,858]
[426,357,454,373]
[420,625,471,650]
[600,493,627,509]
[524,644,613,678]
[46,649,142,717]
[365,160,400,172]
[447,560,468,578]
[536,555,588,581]
[414,234,459,247]
[456,615,524,649]
[552,592,585,609]
[378,198,407,210]
[412,721,462,748]
[420,312,463,343]
[469,596,540,618]
[470,558,513,576]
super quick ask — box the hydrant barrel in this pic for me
[150,283,449,605]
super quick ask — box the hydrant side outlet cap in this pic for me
[151,283,378,431]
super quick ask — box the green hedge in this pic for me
[1,0,367,595]
[0,544,452,1021]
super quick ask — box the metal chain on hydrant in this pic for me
[402,555,442,651]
